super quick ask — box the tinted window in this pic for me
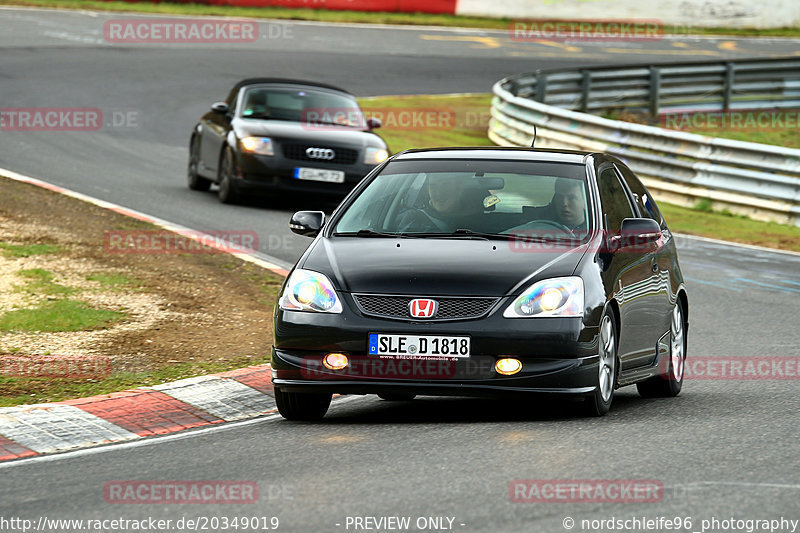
[598,168,635,231]
[615,164,664,226]
[333,159,590,236]
[240,87,363,126]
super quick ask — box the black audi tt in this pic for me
[187,78,389,203]
[272,147,688,419]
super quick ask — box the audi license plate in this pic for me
[294,167,345,183]
[368,334,470,358]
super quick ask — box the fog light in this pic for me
[323,353,349,370]
[495,358,522,375]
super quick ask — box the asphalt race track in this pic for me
[1,7,799,532]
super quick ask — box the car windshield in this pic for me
[334,158,592,240]
[239,86,365,127]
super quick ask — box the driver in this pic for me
[551,179,587,231]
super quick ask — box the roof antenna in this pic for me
[530,123,537,147]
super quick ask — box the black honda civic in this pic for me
[187,78,389,203]
[272,147,688,419]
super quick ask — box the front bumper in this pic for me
[272,298,601,397]
[234,152,376,195]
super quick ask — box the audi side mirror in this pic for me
[289,211,326,237]
[366,117,382,130]
[211,102,229,114]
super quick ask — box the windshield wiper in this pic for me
[334,229,414,238]
[409,229,496,240]
[242,114,296,121]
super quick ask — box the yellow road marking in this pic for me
[719,41,739,51]
[420,35,502,49]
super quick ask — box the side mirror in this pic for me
[211,102,229,114]
[366,117,382,130]
[289,211,326,237]
[618,218,662,249]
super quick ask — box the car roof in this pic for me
[232,78,352,95]
[392,146,595,164]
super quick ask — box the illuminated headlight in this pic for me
[503,277,584,318]
[279,269,342,313]
[240,136,274,155]
[364,147,389,165]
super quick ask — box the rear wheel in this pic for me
[217,147,239,204]
[274,388,332,421]
[377,393,416,401]
[187,135,211,191]
[637,300,686,398]
[584,311,617,417]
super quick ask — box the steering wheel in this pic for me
[522,219,573,232]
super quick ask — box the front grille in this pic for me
[352,294,499,321]
[282,144,359,165]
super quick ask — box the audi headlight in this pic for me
[503,277,584,318]
[364,147,389,165]
[279,269,342,313]
[240,136,274,156]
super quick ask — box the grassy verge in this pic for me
[363,93,800,251]
[4,0,800,36]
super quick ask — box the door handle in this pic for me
[651,258,659,273]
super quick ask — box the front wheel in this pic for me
[217,147,239,204]
[584,311,617,417]
[637,300,686,398]
[274,388,332,421]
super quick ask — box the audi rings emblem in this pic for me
[306,147,336,160]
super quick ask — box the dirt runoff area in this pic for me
[0,176,285,406]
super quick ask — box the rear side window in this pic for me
[615,164,664,226]
[598,168,635,231]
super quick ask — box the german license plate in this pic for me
[368,333,470,358]
[294,167,345,183]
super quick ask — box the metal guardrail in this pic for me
[489,58,800,226]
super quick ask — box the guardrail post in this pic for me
[535,71,547,103]
[581,70,592,112]
[723,62,735,112]
[649,66,661,119]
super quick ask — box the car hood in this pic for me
[234,119,384,147]
[300,237,587,297]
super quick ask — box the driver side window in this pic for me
[598,168,635,231]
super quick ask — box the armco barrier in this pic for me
[489,58,800,226]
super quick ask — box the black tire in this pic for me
[584,310,618,417]
[377,393,416,401]
[217,147,239,204]
[187,135,211,191]
[274,388,332,421]
[637,300,686,398]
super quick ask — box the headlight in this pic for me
[279,269,342,313]
[503,277,584,318]
[364,147,389,165]
[240,136,274,156]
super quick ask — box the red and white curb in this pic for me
[0,365,275,462]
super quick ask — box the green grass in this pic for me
[358,94,494,153]
[0,355,266,406]
[5,0,799,36]
[0,242,61,258]
[15,268,74,296]
[684,126,800,149]
[86,272,140,289]
[659,202,800,252]
[0,299,125,332]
